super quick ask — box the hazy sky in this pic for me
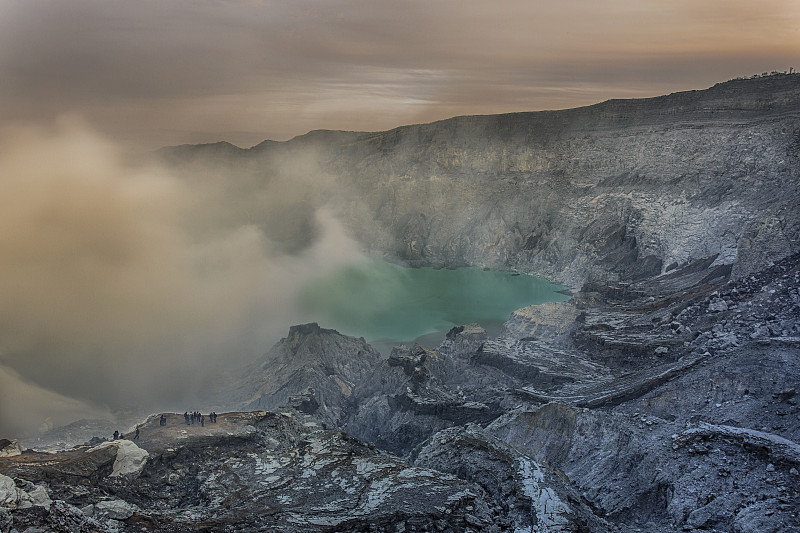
[1,0,798,150]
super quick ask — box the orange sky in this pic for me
[1,0,798,150]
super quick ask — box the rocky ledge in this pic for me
[0,412,492,532]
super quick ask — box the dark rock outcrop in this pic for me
[231,323,383,429]
[0,412,510,532]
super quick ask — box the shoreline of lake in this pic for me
[297,259,569,353]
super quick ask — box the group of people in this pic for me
[108,411,221,442]
[183,411,218,427]
[111,424,140,441]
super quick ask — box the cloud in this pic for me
[0,363,113,439]
[0,118,365,438]
[1,0,797,149]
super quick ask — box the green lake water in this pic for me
[298,259,569,351]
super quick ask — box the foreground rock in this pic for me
[0,441,21,458]
[413,424,609,532]
[0,412,495,532]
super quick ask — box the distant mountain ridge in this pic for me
[164,73,800,151]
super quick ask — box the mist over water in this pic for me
[298,259,569,350]
[0,119,364,439]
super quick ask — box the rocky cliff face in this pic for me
[333,75,800,286]
[162,74,800,287]
[230,323,383,430]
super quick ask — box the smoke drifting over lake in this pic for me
[0,118,364,438]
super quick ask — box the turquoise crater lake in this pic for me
[298,259,569,350]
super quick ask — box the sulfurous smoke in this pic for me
[0,117,365,439]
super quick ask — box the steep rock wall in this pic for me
[161,74,800,287]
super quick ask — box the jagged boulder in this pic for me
[0,440,21,458]
[89,440,148,477]
[0,473,52,511]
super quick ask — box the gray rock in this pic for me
[88,440,148,478]
[0,507,11,532]
[25,485,50,509]
[0,474,17,508]
[94,499,135,521]
[708,297,729,312]
[232,322,383,430]
[413,424,608,532]
[734,500,786,533]
[0,440,22,458]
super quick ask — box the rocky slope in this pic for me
[240,251,800,532]
[0,413,495,532]
[2,75,799,532]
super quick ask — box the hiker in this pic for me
[113,430,119,440]
[160,414,167,426]
[200,414,205,427]
[133,425,140,440]
[184,411,190,425]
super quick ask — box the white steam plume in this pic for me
[0,117,365,438]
